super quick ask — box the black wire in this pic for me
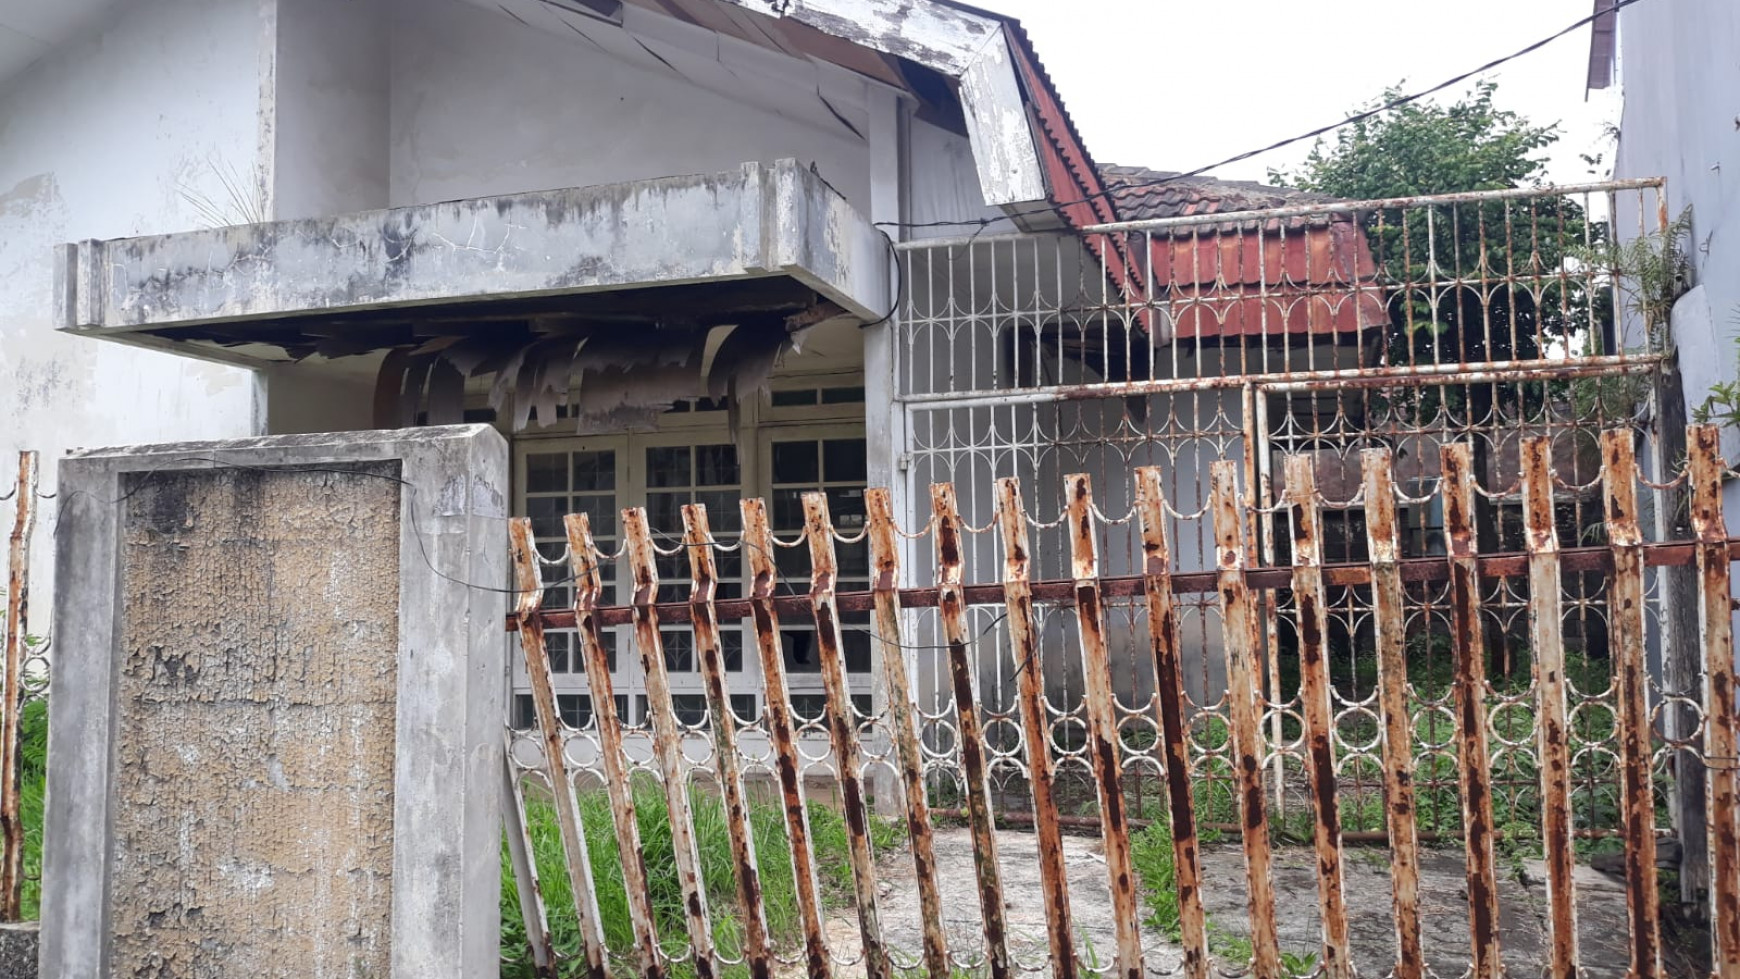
[858,226,907,329]
[874,0,1651,233]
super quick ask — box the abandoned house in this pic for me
[2,0,1657,729]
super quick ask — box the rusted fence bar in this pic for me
[1599,430,1662,979]
[1282,456,1352,979]
[624,510,719,979]
[1361,449,1423,979]
[1521,438,1579,978]
[995,478,1078,979]
[0,450,35,922]
[1063,474,1144,979]
[683,505,774,979]
[1134,467,1209,979]
[1440,444,1503,979]
[508,519,611,979]
[1209,461,1282,978]
[568,514,666,979]
[932,483,1013,979]
[801,493,890,979]
[741,499,832,979]
[865,489,951,979]
[1689,425,1740,979]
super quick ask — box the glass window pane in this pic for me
[695,445,740,487]
[672,695,708,727]
[781,629,820,673]
[662,631,694,673]
[723,630,744,672]
[828,487,866,529]
[647,447,691,488]
[557,694,587,728]
[771,389,818,407]
[843,629,872,674]
[694,492,741,533]
[647,492,686,535]
[771,489,806,532]
[771,441,820,485]
[527,496,568,540]
[527,453,568,493]
[821,386,865,405]
[730,694,757,724]
[513,694,537,730]
[572,495,616,539]
[572,451,616,492]
[716,550,743,601]
[823,439,868,484]
[790,694,828,722]
[547,632,572,673]
[851,694,873,719]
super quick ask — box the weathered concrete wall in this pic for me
[110,463,401,977]
[1613,0,1740,530]
[0,0,266,622]
[42,426,508,979]
[57,159,887,333]
[389,0,877,213]
[1615,0,1740,442]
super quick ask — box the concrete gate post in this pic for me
[39,426,509,979]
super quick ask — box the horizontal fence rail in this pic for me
[502,425,1740,979]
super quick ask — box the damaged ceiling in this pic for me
[159,277,851,434]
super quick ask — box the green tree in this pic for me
[1274,82,1617,680]
[1275,80,1603,391]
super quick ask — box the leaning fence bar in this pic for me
[0,451,37,922]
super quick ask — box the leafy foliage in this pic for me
[1275,81,1608,421]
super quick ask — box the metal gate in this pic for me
[500,179,1740,979]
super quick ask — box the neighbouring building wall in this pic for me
[386,0,878,213]
[0,0,266,606]
[1615,0,1740,471]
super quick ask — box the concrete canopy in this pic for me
[54,160,886,368]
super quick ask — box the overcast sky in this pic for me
[976,0,1621,189]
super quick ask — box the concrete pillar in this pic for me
[40,425,508,979]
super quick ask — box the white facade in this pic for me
[3,0,1049,724]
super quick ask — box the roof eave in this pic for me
[717,0,1050,208]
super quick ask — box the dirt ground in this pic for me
[796,826,1703,978]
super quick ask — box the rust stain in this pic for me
[510,519,613,979]
[1440,446,1503,979]
[934,483,1014,979]
[995,478,1078,979]
[566,514,666,979]
[1521,438,1579,979]
[682,504,772,979]
[865,488,951,979]
[1209,461,1281,977]
[0,452,35,921]
[741,499,832,979]
[1135,468,1209,979]
[1688,426,1740,975]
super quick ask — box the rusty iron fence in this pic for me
[501,424,1739,979]
[0,451,44,922]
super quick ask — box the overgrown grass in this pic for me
[1130,810,1313,974]
[18,700,43,921]
[502,780,903,979]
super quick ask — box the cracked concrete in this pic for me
[811,827,1666,978]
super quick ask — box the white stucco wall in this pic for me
[386,0,877,213]
[0,0,266,609]
[1615,0,1740,461]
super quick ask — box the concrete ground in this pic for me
[802,827,1690,978]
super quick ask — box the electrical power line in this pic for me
[878,0,1652,232]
